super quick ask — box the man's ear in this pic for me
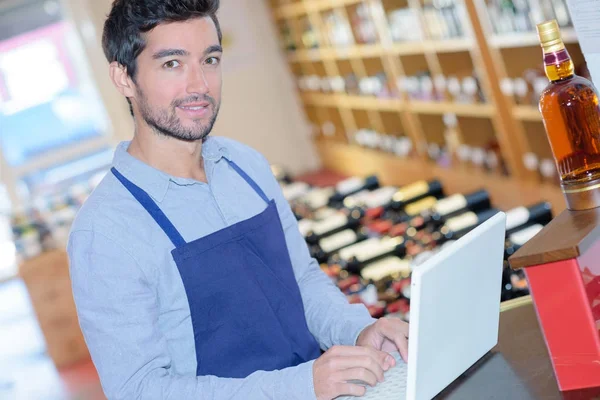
[109,62,136,98]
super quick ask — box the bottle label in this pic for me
[405,196,438,216]
[298,219,314,237]
[282,182,310,201]
[339,237,380,261]
[340,237,402,262]
[336,177,365,195]
[311,213,348,236]
[344,190,371,208]
[445,211,478,232]
[320,229,358,253]
[361,257,411,282]
[509,224,544,246]
[364,187,397,208]
[544,49,569,66]
[506,206,529,231]
[433,194,467,216]
[393,180,429,202]
[314,207,337,221]
[302,187,334,209]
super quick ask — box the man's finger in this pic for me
[330,355,386,382]
[335,383,367,398]
[330,345,395,368]
[379,319,409,362]
[337,367,379,386]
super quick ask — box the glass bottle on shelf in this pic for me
[301,18,319,49]
[537,20,600,210]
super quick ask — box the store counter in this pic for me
[437,296,599,400]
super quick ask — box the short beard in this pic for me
[135,88,220,142]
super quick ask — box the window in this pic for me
[0,0,112,202]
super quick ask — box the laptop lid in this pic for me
[406,212,507,400]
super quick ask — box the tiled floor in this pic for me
[0,279,104,400]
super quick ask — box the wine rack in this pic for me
[266,0,579,213]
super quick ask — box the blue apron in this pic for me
[111,160,321,378]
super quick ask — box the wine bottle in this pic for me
[387,189,490,237]
[501,223,543,300]
[362,180,443,227]
[501,259,529,302]
[296,207,339,237]
[505,202,552,235]
[271,165,292,184]
[305,208,365,244]
[363,186,399,210]
[359,256,411,283]
[505,223,544,258]
[428,189,491,225]
[281,182,311,202]
[428,208,501,246]
[299,187,336,211]
[537,20,600,210]
[390,179,444,210]
[328,175,379,206]
[309,227,369,263]
[366,194,440,236]
[335,236,407,274]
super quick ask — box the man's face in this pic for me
[130,17,222,141]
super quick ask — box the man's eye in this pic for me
[164,60,180,69]
[206,57,220,66]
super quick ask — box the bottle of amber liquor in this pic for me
[537,20,600,210]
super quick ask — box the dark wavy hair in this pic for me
[102,0,222,81]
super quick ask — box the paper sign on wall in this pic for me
[566,0,600,84]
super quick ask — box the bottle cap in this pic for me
[536,20,564,52]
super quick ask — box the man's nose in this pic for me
[186,65,209,94]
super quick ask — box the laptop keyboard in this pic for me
[337,352,407,400]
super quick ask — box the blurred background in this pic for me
[0,0,578,398]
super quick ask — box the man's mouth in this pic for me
[178,102,210,111]
[177,101,212,117]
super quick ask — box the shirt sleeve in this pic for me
[255,157,376,350]
[68,229,317,400]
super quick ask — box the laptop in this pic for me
[339,211,507,400]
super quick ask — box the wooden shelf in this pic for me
[274,0,364,20]
[408,101,495,118]
[315,139,566,214]
[324,44,386,60]
[343,95,403,111]
[428,38,475,53]
[390,38,473,55]
[300,93,403,111]
[288,39,474,61]
[269,0,584,188]
[273,2,306,19]
[489,28,578,49]
[299,94,494,117]
[287,45,385,62]
[300,93,343,107]
[514,105,542,122]
[287,49,322,62]
[389,41,427,56]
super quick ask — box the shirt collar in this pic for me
[111,137,231,203]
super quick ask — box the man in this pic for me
[68,1,409,399]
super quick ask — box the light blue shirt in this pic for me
[67,137,376,400]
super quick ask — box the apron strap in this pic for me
[226,160,270,204]
[111,167,187,248]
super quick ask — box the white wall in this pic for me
[67,0,319,175]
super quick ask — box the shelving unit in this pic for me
[488,28,578,49]
[513,105,542,122]
[267,0,579,213]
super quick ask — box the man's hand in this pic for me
[356,318,409,362]
[313,345,396,400]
